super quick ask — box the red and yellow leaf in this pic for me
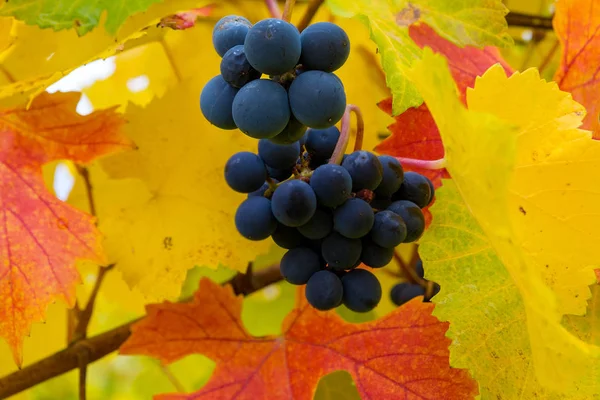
[121,278,478,400]
[0,92,131,365]
[554,0,600,135]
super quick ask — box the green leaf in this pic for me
[326,0,512,115]
[0,0,164,35]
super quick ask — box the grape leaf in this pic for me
[0,0,163,36]
[326,0,512,115]
[554,0,600,134]
[414,49,600,397]
[0,92,131,365]
[120,278,478,399]
[375,24,513,187]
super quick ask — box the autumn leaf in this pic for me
[326,0,512,115]
[414,49,600,397]
[553,0,600,135]
[0,92,131,365]
[120,278,478,399]
[375,24,513,187]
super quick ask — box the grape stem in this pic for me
[282,0,296,22]
[297,0,325,32]
[394,157,447,170]
[329,104,364,165]
[265,0,281,18]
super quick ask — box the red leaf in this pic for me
[375,24,514,187]
[121,278,479,400]
[0,92,132,365]
[554,0,600,135]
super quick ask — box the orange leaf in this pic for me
[121,278,479,400]
[0,92,131,365]
[554,0,600,135]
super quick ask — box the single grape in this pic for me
[244,18,301,75]
[375,156,404,197]
[200,75,239,130]
[269,117,307,145]
[322,232,361,270]
[280,247,323,285]
[370,196,392,210]
[300,22,350,72]
[232,79,290,139]
[305,270,343,311]
[266,165,293,181]
[415,258,424,279]
[392,171,432,208]
[224,151,266,193]
[305,126,340,164]
[289,71,346,129]
[271,180,317,227]
[390,282,425,306]
[360,238,394,268]
[342,151,383,191]
[271,223,305,249]
[426,176,435,206]
[220,45,261,88]
[258,139,301,169]
[370,210,407,248]
[387,200,425,242]
[309,164,352,207]
[247,179,277,198]
[341,269,382,312]
[212,15,252,57]
[333,198,374,239]
[298,208,333,239]
[235,197,276,240]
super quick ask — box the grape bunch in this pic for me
[224,125,435,313]
[390,257,440,306]
[200,15,350,143]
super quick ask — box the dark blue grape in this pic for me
[415,258,424,279]
[266,165,293,181]
[280,247,322,285]
[305,126,340,164]
[333,198,374,239]
[298,208,332,239]
[271,223,305,249]
[387,200,425,243]
[200,75,238,130]
[300,22,350,72]
[212,15,252,57]
[220,45,261,88]
[244,18,301,75]
[426,176,435,206]
[269,117,307,145]
[247,180,277,198]
[224,151,266,193]
[258,139,300,169]
[289,71,346,129]
[370,210,407,248]
[392,172,432,208]
[232,79,290,139]
[342,151,383,191]
[322,232,361,270]
[375,156,404,197]
[235,197,276,240]
[390,282,425,306]
[309,164,352,207]
[360,238,394,268]
[370,196,392,210]
[305,270,343,310]
[341,269,382,312]
[271,180,317,227]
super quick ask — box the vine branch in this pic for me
[505,11,554,30]
[0,263,283,399]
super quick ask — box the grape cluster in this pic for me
[224,125,434,312]
[201,15,350,143]
[390,257,440,306]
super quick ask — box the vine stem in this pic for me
[282,0,296,22]
[265,0,281,18]
[297,0,324,32]
[329,104,364,165]
[394,157,447,170]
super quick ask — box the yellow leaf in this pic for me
[414,49,600,397]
